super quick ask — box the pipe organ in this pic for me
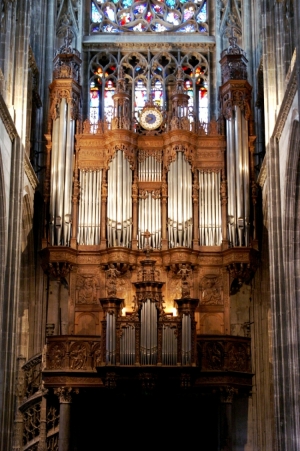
[220,36,253,247]
[168,152,193,248]
[42,38,258,404]
[50,97,75,246]
[77,169,102,245]
[198,171,222,246]
[107,150,132,248]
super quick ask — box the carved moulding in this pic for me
[48,78,81,127]
[223,247,259,294]
[220,79,252,120]
[162,248,198,267]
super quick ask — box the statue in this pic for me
[177,264,192,298]
[106,264,120,297]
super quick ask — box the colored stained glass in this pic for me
[91,0,207,33]
[183,6,195,21]
[133,3,147,15]
[119,12,132,25]
[166,0,176,7]
[103,5,115,21]
[196,3,206,22]
[122,0,133,6]
[92,3,102,22]
[166,11,180,25]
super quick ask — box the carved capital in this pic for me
[43,262,72,279]
[219,386,238,404]
[54,387,79,404]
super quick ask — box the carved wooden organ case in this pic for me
[41,37,258,390]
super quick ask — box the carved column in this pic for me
[55,387,78,451]
[38,394,48,451]
[100,170,107,249]
[161,174,168,250]
[132,175,138,250]
[192,175,199,250]
[219,386,238,451]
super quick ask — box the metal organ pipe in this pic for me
[162,326,177,365]
[106,313,116,364]
[198,171,222,246]
[138,154,162,249]
[120,325,135,365]
[107,150,132,247]
[50,98,74,246]
[168,153,193,248]
[140,300,157,365]
[226,106,250,246]
[77,170,102,245]
[182,314,191,365]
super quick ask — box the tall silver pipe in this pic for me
[242,116,250,245]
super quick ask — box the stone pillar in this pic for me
[219,386,238,451]
[55,387,78,451]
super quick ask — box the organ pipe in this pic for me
[77,169,102,245]
[140,300,157,365]
[106,313,116,364]
[198,171,222,246]
[50,97,74,246]
[168,152,193,248]
[227,106,250,246]
[162,326,177,365]
[107,150,132,247]
[120,325,135,365]
[138,192,161,249]
[182,313,191,365]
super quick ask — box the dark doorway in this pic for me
[71,388,219,450]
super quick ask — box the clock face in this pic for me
[140,107,163,130]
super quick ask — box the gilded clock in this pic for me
[140,107,163,130]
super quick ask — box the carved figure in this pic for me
[201,277,222,305]
[77,276,97,304]
[106,264,120,297]
[70,343,87,369]
[177,264,192,298]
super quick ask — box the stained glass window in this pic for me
[90,0,207,33]
[89,51,209,125]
